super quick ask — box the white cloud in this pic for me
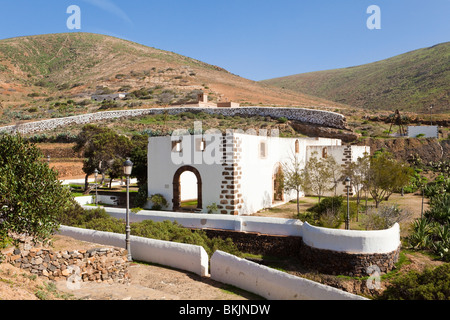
[81,0,133,26]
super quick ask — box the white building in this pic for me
[147,131,369,215]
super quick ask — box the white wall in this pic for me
[210,251,367,300]
[58,225,209,277]
[147,133,343,215]
[87,206,400,255]
[147,135,223,212]
[96,207,303,237]
[235,134,342,215]
[302,222,400,254]
[407,126,438,138]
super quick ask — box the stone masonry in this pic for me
[218,133,243,215]
[1,246,130,284]
[0,106,348,135]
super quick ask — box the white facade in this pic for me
[147,132,368,215]
[407,125,438,138]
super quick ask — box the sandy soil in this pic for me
[0,235,257,301]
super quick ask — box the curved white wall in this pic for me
[210,251,367,300]
[302,222,400,254]
[96,207,303,237]
[58,225,209,276]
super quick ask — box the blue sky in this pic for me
[0,0,448,80]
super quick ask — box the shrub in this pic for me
[149,194,168,210]
[319,208,343,229]
[361,204,411,230]
[379,264,450,300]
[207,203,218,214]
[62,205,242,258]
[307,196,343,216]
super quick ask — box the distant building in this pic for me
[183,93,240,108]
[407,126,438,138]
[91,93,128,102]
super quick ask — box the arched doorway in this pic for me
[272,163,284,203]
[172,166,202,212]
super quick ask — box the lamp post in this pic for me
[94,168,99,206]
[345,177,351,230]
[430,105,433,125]
[123,158,133,262]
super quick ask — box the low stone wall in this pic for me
[0,106,347,135]
[202,229,303,257]
[299,243,401,277]
[1,246,130,284]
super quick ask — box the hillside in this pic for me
[0,33,345,126]
[261,42,450,114]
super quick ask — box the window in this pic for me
[195,138,206,152]
[295,140,299,154]
[260,141,267,158]
[322,147,328,158]
[172,140,182,152]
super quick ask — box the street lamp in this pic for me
[345,177,351,230]
[123,158,133,262]
[430,105,433,125]
[94,168,99,206]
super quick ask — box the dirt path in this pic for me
[1,235,257,301]
[54,262,255,300]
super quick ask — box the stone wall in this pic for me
[299,243,401,277]
[1,246,130,284]
[0,106,347,135]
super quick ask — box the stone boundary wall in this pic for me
[0,106,347,135]
[300,243,401,277]
[210,251,367,300]
[1,246,129,284]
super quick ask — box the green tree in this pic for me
[345,153,370,220]
[74,125,133,190]
[0,134,72,242]
[283,152,306,215]
[367,151,413,208]
[303,151,334,203]
[129,134,149,207]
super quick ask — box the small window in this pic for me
[195,138,206,152]
[295,140,299,154]
[260,141,267,158]
[172,140,182,152]
[322,147,328,158]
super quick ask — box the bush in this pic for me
[361,204,411,230]
[61,204,242,258]
[149,194,168,210]
[307,196,344,216]
[379,263,450,300]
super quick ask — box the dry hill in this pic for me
[0,33,345,126]
[261,42,450,114]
